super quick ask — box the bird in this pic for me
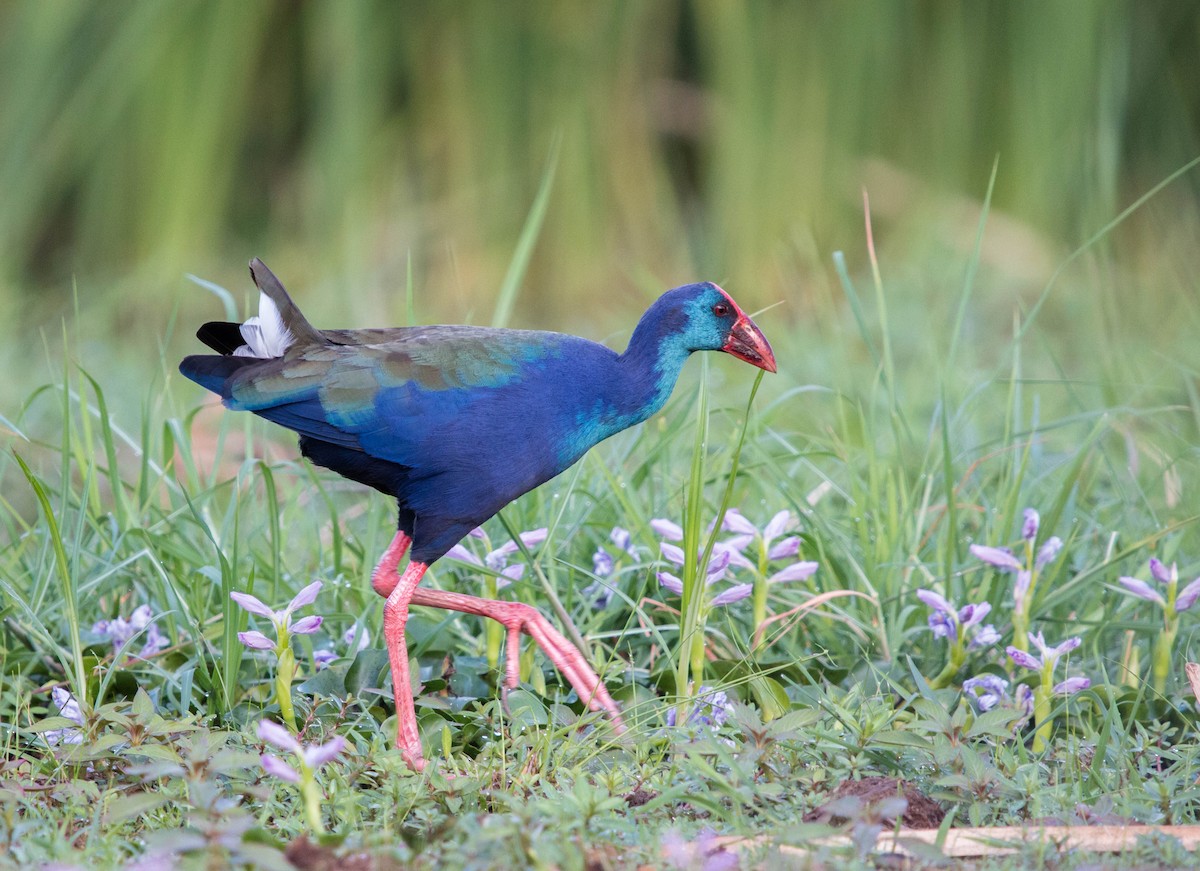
[180,259,776,770]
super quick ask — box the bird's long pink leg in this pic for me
[372,560,624,732]
[373,532,429,770]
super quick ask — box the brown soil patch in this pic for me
[284,836,388,871]
[624,787,656,807]
[803,775,945,829]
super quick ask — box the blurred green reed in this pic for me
[1,0,1197,337]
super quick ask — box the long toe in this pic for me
[517,608,625,733]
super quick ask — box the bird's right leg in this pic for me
[371,566,624,732]
[374,531,429,771]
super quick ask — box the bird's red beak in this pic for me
[722,305,777,373]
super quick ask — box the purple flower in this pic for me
[710,584,753,606]
[231,581,324,650]
[716,508,814,581]
[663,828,738,871]
[656,570,751,607]
[1036,537,1063,570]
[963,674,1009,712]
[582,578,614,609]
[657,571,684,596]
[343,624,370,651]
[665,687,734,728]
[766,561,819,585]
[1007,632,1087,694]
[256,719,346,783]
[1180,581,1200,612]
[1013,570,1032,606]
[657,540,750,606]
[971,624,1001,649]
[314,623,371,669]
[446,527,547,589]
[1015,683,1034,716]
[970,545,1023,572]
[609,526,639,559]
[44,687,84,746]
[1119,558,1200,613]
[587,525,641,605]
[1118,576,1165,607]
[1007,646,1041,670]
[660,542,732,581]
[1151,558,1173,584]
[592,547,614,578]
[1022,509,1040,542]
[650,518,684,540]
[916,589,997,649]
[1053,676,1091,695]
[92,604,169,659]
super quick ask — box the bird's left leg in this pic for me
[374,531,428,771]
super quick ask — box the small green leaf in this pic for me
[103,791,167,825]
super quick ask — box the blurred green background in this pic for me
[1,0,1198,395]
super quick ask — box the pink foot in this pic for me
[408,588,626,733]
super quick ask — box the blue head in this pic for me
[626,282,776,373]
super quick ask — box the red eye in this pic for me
[713,303,730,317]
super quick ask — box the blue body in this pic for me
[181,282,740,562]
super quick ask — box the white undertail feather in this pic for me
[233,292,294,358]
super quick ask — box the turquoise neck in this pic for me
[617,313,693,422]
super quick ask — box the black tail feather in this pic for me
[197,321,246,355]
[179,354,260,397]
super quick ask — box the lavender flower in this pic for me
[970,507,1064,653]
[717,508,818,584]
[1036,537,1063,570]
[256,719,346,835]
[314,623,371,669]
[591,548,614,579]
[665,686,735,729]
[1007,631,1088,751]
[1053,676,1091,695]
[915,590,997,650]
[584,527,640,609]
[92,604,169,659]
[44,687,84,746]
[1117,556,1200,693]
[231,581,324,650]
[962,674,1009,712]
[1014,683,1035,717]
[257,719,346,783]
[916,588,999,689]
[1022,509,1039,541]
[231,581,325,730]
[1119,558,1200,611]
[657,543,751,606]
[662,828,738,871]
[1007,632,1082,675]
[969,545,1023,572]
[446,527,548,588]
[650,518,684,540]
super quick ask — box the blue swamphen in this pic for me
[180,259,775,769]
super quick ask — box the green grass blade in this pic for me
[14,452,88,709]
[490,134,561,328]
